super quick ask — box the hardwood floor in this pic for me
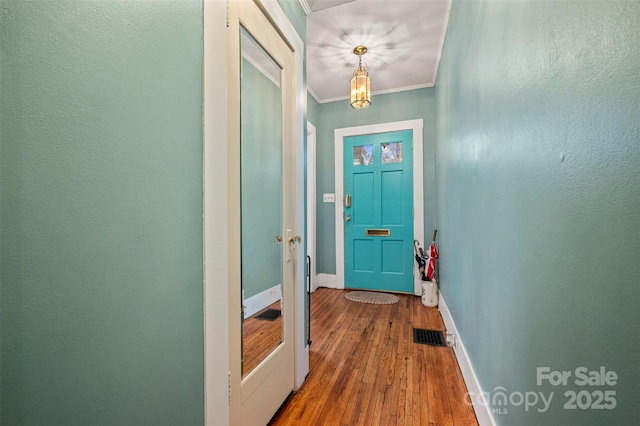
[269,288,478,426]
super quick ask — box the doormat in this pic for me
[255,309,281,321]
[413,328,446,347]
[345,291,399,305]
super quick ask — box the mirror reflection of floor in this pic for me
[243,301,283,376]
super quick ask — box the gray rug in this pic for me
[345,291,399,305]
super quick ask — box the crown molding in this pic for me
[297,0,311,15]
[315,82,435,104]
[432,0,452,85]
[307,86,321,104]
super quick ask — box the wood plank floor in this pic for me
[269,288,478,426]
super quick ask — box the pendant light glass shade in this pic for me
[350,46,371,109]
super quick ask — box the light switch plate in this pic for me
[323,193,335,203]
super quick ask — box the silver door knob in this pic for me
[345,214,351,222]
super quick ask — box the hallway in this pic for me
[270,288,477,425]
[2,1,638,424]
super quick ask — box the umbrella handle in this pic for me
[432,229,438,242]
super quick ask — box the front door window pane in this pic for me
[381,142,402,164]
[353,144,373,166]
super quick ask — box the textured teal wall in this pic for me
[315,89,436,274]
[307,92,320,128]
[1,1,204,424]
[436,1,639,424]
[277,0,306,42]
[241,58,282,299]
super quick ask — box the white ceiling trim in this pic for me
[241,31,281,88]
[431,0,452,85]
[370,82,436,97]
[307,86,321,104]
[242,51,281,88]
[313,82,435,104]
[297,0,311,15]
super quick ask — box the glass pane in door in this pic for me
[240,28,283,378]
[381,142,403,164]
[353,144,373,166]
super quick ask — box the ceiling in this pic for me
[303,0,452,103]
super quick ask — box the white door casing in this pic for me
[203,1,229,425]
[307,121,317,291]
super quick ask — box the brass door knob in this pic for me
[288,235,302,244]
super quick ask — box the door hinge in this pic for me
[228,371,231,405]
[412,207,415,219]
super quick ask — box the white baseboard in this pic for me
[315,273,338,291]
[438,294,496,426]
[244,284,281,319]
[310,274,319,293]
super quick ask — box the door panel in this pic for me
[354,239,374,272]
[227,1,296,424]
[381,240,404,273]
[381,170,404,225]
[344,130,413,293]
[353,173,374,224]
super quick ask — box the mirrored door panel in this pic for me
[228,2,296,422]
[240,27,284,378]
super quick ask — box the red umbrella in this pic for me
[425,230,438,281]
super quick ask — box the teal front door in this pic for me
[344,130,413,293]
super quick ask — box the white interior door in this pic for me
[227,1,297,424]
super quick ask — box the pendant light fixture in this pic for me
[350,45,371,109]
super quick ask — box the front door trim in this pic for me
[335,119,424,295]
